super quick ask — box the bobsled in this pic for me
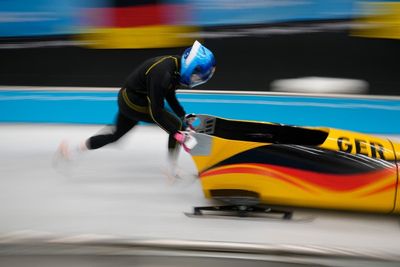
[187,114,400,215]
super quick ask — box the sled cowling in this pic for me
[189,114,400,214]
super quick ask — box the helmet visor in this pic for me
[190,66,216,87]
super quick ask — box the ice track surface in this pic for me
[1,124,400,258]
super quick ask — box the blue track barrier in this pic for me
[1,89,400,134]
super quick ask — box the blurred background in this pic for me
[0,0,399,95]
[1,1,400,267]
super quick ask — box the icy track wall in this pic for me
[1,88,400,134]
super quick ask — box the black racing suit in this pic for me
[87,55,186,153]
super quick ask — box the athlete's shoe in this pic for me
[57,140,72,161]
[52,140,86,172]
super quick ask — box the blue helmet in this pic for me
[180,40,216,88]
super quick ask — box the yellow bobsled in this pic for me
[188,115,400,214]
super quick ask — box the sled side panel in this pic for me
[195,135,397,213]
[389,141,400,213]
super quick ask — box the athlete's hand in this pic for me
[183,113,197,131]
[174,131,197,153]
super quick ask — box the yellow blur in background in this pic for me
[354,1,400,39]
[80,25,196,49]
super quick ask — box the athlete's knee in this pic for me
[108,131,127,144]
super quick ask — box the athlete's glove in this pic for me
[174,131,197,153]
[183,113,197,131]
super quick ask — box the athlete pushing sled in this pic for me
[55,40,216,178]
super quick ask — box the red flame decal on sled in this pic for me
[200,163,395,193]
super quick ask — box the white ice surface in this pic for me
[0,124,399,255]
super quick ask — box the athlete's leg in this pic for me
[157,111,183,179]
[86,112,138,150]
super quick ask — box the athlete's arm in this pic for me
[146,71,180,134]
[165,89,185,118]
